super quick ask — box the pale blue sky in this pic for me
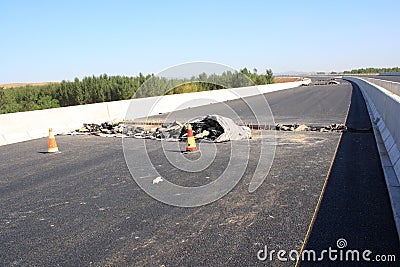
[1,0,399,83]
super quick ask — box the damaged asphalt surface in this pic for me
[0,80,397,266]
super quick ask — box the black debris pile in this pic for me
[132,119,224,141]
[275,123,346,132]
[72,122,143,137]
[180,117,225,141]
[135,121,183,140]
[76,122,123,134]
[183,115,251,142]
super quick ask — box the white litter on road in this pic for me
[152,176,163,184]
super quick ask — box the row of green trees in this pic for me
[0,68,274,114]
[343,67,400,74]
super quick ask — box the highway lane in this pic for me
[1,81,397,266]
[149,82,352,126]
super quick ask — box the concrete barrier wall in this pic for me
[0,79,311,146]
[363,77,400,97]
[344,77,400,180]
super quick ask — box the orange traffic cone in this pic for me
[48,128,59,153]
[183,124,199,154]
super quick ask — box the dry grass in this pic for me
[274,77,301,83]
[0,82,58,88]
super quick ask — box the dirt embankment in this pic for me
[0,82,59,88]
[273,77,301,83]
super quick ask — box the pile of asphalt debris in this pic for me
[130,120,227,141]
[132,121,184,140]
[71,121,213,140]
[72,122,129,137]
[275,123,346,132]
[71,115,252,142]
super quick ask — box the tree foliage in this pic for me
[0,68,274,114]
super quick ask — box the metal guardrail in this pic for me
[363,77,400,96]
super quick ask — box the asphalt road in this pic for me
[149,82,352,126]
[0,81,397,266]
[0,132,340,266]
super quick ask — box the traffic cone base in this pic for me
[48,147,59,153]
[183,149,201,154]
[48,128,60,153]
